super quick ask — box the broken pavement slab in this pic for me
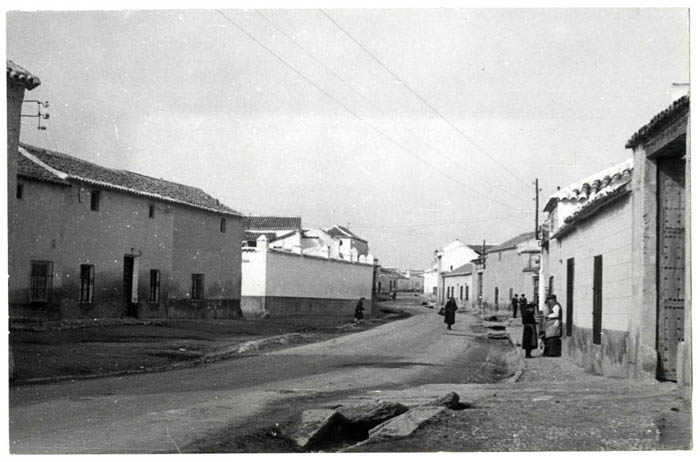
[366,406,446,440]
[336,400,408,426]
[288,408,349,449]
[428,391,464,410]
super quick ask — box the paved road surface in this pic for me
[10,302,477,453]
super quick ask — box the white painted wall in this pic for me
[241,247,373,300]
[548,195,633,332]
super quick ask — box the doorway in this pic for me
[123,255,137,317]
[656,154,686,381]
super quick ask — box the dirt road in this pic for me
[10,300,494,453]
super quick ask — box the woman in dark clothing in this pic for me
[444,297,458,330]
[521,303,538,358]
[354,298,365,324]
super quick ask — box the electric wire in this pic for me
[215,9,519,211]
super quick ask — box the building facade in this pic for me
[9,144,243,320]
[626,95,690,393]
[542,159,634,377]
[443,263,475,310]
[480,232,538,311]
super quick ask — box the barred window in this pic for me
[149,269,161,303]
[80,264,95,303]
[191,274,204,300]
[30,261,53,302]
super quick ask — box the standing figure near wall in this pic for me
[354,298,365,324]
[542,295,562,357]
[511,295,519,318]
[521,303,539,358]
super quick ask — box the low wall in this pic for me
[242,296,361,319]
[242,247,373,318]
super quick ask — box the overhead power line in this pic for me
[318,9,533,191]
[256,10,524,204]
[215,10,519,211]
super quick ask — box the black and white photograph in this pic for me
[3,1,694,454]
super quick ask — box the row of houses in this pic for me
[426,235,538,311]
[6,60,375,322]
[425,93,690,397]
[542,94,689,395]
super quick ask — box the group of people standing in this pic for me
[520,294,562,358]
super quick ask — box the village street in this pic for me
[9,298,499,453]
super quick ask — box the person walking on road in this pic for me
[511,295,519,318]
[444,296,458,330]
[521,303,538,358]
[542,295,562,356]
[354,297,365,324]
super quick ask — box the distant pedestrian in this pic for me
[391,291,397,301]
[511,295,519,318]
[444,297,458,330]
[542,295,562,357]
[518,294,527,316]
[354,298,365,324]
[521,303,538,358]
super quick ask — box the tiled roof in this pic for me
[243,216,301,230]
[551,179,632,240]
[467,244,494,255]
[544,158,633,212]
[17,150,70,185]
[19,144,240,216]
[325,225,367,242]
[445,263,473,276]
[244,231,278,243]
[379,268,408,279]
[7,60,41,90]
[488,231,536,253]
[626,95,689,149]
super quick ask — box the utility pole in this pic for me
[534,178,540,239]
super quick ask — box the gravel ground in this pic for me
[350,314,692,452]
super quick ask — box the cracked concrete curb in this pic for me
[11,332,312,386]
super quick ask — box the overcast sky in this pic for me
[6,8,689,269]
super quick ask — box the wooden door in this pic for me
[123,255,135,317]
[657,155,686,381]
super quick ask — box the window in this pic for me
[80,264,95,303]
[16,183,24,199]
[460,286,463,300]
[548,276,554,297]
[466,286,469,301]
[30,261,53,302]
[220,217,226,233]
[495,287,499,306]
[509,288,513,300]
[592,255,603,345]
[191,273,204,300]
[90,190,100,211]
[149,204,155,218]
[149,269,161,303]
